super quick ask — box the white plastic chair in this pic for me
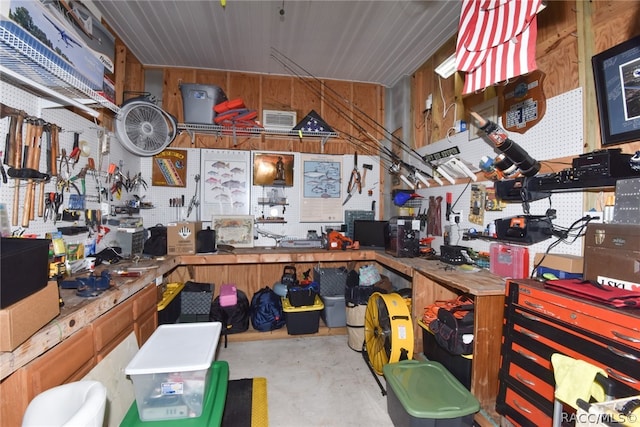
[22,380,107,427]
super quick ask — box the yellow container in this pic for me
[282,295,324,335]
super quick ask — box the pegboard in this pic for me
[139,148,200,227]
[412,88,587,275]
[135,149,382,247]
[0,80,136,255]
[250,152,381,247]
[414,87,584,178]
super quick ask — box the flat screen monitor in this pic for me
[353,220,388,249]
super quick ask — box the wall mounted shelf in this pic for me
[0,21,119,116]
[178,123,338,151]
[256,218,287,224]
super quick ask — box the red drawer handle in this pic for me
[612,330,640,343]
[512,398,533,414]
[607,345,639,361]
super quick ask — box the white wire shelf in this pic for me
[0,20,119,114]
[178,123,338,138]
[178,122,339,150]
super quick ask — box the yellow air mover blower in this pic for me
[364,292,414,375]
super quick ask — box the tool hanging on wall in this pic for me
[343,152,362,206]
[1,104,26,226]
[186,174,201,219]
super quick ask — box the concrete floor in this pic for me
[218,335,394,427]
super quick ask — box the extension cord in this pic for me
[584,211,603,224]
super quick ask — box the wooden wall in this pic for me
[411,0,640,154]
[113,0,640,156]
[113,55,383,155]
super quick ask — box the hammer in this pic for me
[361,164,373,187]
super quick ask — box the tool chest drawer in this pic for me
[497,279,640,426]
[498,384,552,427]
[511,280,640,352]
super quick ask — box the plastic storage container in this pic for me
[179,84,227,124]
[489,243,529,279]
[282,295,324,335]
[120,361,229,426]
[383,360,479,427]
[320,295,346,327]
[125,322,222,421]
[157,282,184,325]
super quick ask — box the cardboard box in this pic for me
[167,221,202,255]
[0,281,60,352]
[534,253,583,274]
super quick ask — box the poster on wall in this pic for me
[152,149,187,187]
[200,149,250,217]
[299,153,342,222]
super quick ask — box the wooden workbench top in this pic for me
[0,249,505,380]
[0,256,180,380]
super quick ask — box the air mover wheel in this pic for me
[364,292,414,375]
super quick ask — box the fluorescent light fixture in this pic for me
[435,53,457,79]
[0,65,100,118]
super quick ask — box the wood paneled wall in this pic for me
[412,0,640,154]
[115,58,384,154]
[113,0,639,155]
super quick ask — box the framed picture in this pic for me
[212,215,254,248]
[592,35,640,146]
[253,152,294,187]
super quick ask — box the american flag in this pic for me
[293,110,334,133]
[456,0,545,94]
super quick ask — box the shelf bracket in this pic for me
[321,135,330,153]
[180,129,196,145]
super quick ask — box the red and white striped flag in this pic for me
[456,0,545,94]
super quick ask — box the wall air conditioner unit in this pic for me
[262,110,297,131]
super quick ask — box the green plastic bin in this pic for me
[383,360,479,427]
[120,360,229,426]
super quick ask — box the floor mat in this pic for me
[222,378,268,427]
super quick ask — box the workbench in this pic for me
[0,249,505,426]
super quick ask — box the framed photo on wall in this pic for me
[592,35,640,146]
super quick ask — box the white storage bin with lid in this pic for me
[125,322,222,421]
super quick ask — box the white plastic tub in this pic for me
[125,322,222,421]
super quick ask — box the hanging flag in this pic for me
[293,110,334,133]
[456,0,546,94]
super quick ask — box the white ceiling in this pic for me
[90,0,461,87]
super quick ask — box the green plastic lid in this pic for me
[383,360,480,419]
